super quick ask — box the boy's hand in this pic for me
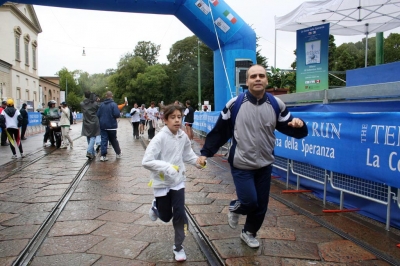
[197,156,207,167]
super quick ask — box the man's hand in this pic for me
[288,118,304,128]
[197,156,207,167]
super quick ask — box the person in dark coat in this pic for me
[20,103,29,140]
[80,91,101,160]
[96,91,122,162]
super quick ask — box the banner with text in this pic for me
[296,23,329,92]
[194,111,400,188]
[275,112,400,188]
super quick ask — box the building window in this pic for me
[16,88,21,99]
[15,36,20,61]
[26,89,29,100]
[32,40,38,69]
[24,42,29,65]
[14,26,22,61]
[24,34,30,66]
[32,46,36,69]
[33,91,37,101]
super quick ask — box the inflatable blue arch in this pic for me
[3,0,257,110]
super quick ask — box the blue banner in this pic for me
[275,112,400,188]
[194,111,400,188]
[28,112,42,126]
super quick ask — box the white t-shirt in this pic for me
[146,107,158,120]
[130,107,140,122]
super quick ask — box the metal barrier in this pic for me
[271,156,398,231]
[290,161,328,206]
[330,171,392,230]
[272,156,290,189]
[397,189,400,209]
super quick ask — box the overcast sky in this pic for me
[34,0,400,76]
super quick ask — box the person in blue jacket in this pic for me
[197,64,308,248]
[96,91,122,162]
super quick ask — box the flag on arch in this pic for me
[210,0,219,6]
[223,10,237,24]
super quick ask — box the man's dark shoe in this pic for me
[1,143,9,146]
[21,137,27,140]
[96,145,100,153]
[86,152,94,160]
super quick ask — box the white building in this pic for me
[0,2,42,109]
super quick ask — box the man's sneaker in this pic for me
[86,152,93,160]
[149,199,158,221]
[173,245,187,261]
[21,153,25,158]
[116,153,122,159]
[240,230,260,248]
[43,143,47,147]
[11,154,17,159]
[228,211,239,229]
[60,145,67,149]
[100,156,108,162]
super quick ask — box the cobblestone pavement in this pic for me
[0,119,399,265]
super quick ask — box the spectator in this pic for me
[81,91,100,160]
[139,104,146,135]
[19,103,29,140]
[197,64,308,248]
[72,110,77,124]
[42,100,59,147]
[59,102,73,149]
[130,103,140,139]
[0,101,9,146]
[145,101,158,140]
[183,100,195,145]
[97,91,122,161]
[0,99,24,158]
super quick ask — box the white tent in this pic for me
[274,0,400,67]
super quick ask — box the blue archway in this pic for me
[4,0,256,110]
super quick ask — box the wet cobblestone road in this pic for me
[0,119,399,265]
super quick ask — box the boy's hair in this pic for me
[163,104,183,120]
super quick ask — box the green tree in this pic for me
[336,50,356,71]
[384,33,400,63]
[256,36,268,69]
[57,68,79,102]
[133,41,160,66]
[132,65,169,105]
[108,55,148,105]
[166,36,214,108]
[328,34,337,71]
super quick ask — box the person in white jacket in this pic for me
[59,102,73,149]
[142,104,205,262]
[130,103,140,139]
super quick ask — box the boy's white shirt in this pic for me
[142,126,198,196]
